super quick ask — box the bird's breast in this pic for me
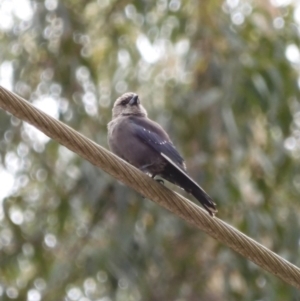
[107,117,165,173]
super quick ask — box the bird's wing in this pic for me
[130,117,185,169]
[129,117,217,216]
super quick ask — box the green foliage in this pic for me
[0,0,300,300]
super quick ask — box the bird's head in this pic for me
[112,92,147,118]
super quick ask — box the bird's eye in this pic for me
[120,100,127,106]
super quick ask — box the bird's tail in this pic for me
[160,153,217,216]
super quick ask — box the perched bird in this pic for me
[107,92,217,216]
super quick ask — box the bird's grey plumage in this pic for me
[107,92,217,216]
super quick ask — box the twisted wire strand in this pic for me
[0,86,299,289]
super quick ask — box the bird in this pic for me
[107,92,217,216]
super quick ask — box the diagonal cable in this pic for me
[0,85,299,289]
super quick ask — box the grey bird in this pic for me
[107,92,217,216]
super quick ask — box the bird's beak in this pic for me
[129,95,139,106]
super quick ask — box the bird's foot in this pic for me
[151,174,164,185]
[155,178,164,185]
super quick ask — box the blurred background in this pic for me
[0,0,300,300]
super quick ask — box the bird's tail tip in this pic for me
[205,204,218,217]
[197,193,217,217]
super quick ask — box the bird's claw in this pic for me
[155,179,164,185]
